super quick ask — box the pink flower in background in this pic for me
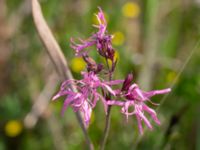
[53,72,123,126]
[70,7,115,60]
[107,74,171,134]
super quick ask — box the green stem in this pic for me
[100,106,112,150]
[100,58,114,150]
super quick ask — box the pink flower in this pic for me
[70,7,115,60]
[107,74,171,134]
[53,72,123,126]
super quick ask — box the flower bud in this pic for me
[121,73,133,91]
[96,35,115,60]
[82,54,103,73]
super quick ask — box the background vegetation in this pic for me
[0,0,200,149]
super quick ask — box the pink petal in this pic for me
[139,112,152,129]
[135,88,145,100]
[52,91,70,101]
[96,93,108,113]
[135,104,152,129]
[105,80,124,85]
[142,105,160,125]
[101,83,116,96]
[136,115,143,135]
[82,101,92,126]
[143,88,171,98]
[91,93,99,108]
[106,100,124,106]
[61,94,78,115]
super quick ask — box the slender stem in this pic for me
[105,58,113,80]
[100,106,112,150]
[105,58,110,70]
[75,112,94,150]
[100,58,114,150]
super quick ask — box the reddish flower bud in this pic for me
[121,73,133,91]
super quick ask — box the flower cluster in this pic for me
[53,8,171,134]
[53,72,123,125]
[70,7,115,61]
[107,74,171,134]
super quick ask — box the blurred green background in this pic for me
[0,0,200,149]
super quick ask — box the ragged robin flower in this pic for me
[53,71,123,126]
[107,74,171,134]
[53,7,171,135]
[70,7,115,61]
